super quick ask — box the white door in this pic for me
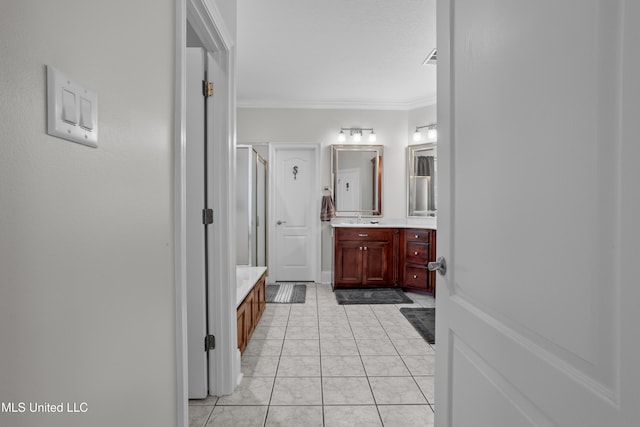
[436,1,640,426]
[271,145,319,282]
[185,48,207,398]
[336,168,360,211]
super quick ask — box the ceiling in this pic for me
[236,0,437,110]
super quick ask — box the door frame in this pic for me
[268,143,321,284]
[175,1,237,426]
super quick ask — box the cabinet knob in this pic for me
[414,251,419,255]
[364,247,368,251]
[415,235,419,239]
[359,247,363,250]
[413,274,418,279]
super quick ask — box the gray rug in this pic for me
[400,307,435,344]
[334,288,413,305]
[266,283,307,303]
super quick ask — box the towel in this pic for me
[415,155,434,176]
[320,194,336,221]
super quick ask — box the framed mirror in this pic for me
[407,143,437,217]
[331,144,383,216]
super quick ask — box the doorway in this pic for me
[175,2,238,426]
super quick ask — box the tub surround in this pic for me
[236,266,267,306]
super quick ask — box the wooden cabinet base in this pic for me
[333,227,398,288]
[333,226,437,294]
[401,229,436,295]
[237,272,266,354]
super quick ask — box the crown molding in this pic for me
[237,95,437,111]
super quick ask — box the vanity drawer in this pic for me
[404,266,428,288]
[405,242,428,264]
[335,228,392,242]
[405,229,430,244]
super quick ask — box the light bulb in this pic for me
[338,130,346,142]
[353,131,362,142]
[427,128,437,141]
[413,130,422,142]
[368,131,376,142]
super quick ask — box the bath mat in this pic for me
[334,288,413,305]
[266,283,307,303]
[400,307,435,344]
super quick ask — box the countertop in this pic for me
[330,217,436,230]
[236,266,267,307]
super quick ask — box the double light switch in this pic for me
[47,65,98,147]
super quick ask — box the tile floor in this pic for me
[189,283,436,427]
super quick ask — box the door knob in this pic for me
[277,220,287,225]
[428,256,447,275]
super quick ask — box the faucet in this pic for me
[356,214,362,224]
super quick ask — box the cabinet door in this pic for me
[335,241,363,286]
[251,285,260,330]
[237,303,248,354]
[256,276,266,316]
[427,230,437,294]
[404,265,429,291]
[406,241,429,265]
[245,291,256,337]
[362,241,391,286]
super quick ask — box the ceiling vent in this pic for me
[422,48,437,66]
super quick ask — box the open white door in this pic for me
[186,47,207,398]
[270,144,320,282]
[436,1,640,426]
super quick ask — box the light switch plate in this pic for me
[47,65,98,148]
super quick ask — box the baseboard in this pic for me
[321,270,332,285]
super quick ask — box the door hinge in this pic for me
[203,208,214,225]
[202,80,213,97]
[204,335,215,351]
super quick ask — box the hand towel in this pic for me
[320,194,336,221]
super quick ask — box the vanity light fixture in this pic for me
[337,127,376,143]
[413,124,437,142]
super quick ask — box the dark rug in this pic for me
[266,283,307,303]
[400,307,435,344]
[334,288,414,305]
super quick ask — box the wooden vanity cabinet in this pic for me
[237,272,266,354]
[333,228,398,288]
[401,228,437,295]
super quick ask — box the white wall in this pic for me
[408,104,437,141]
[237,106,436,273]
[0,1,176,426]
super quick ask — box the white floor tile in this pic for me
[265,406,323,427]
[271,377,322,405]
[322,377,375,405]
[207,406,267,427]
[323,405,382,427]
[224,285,435,425]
